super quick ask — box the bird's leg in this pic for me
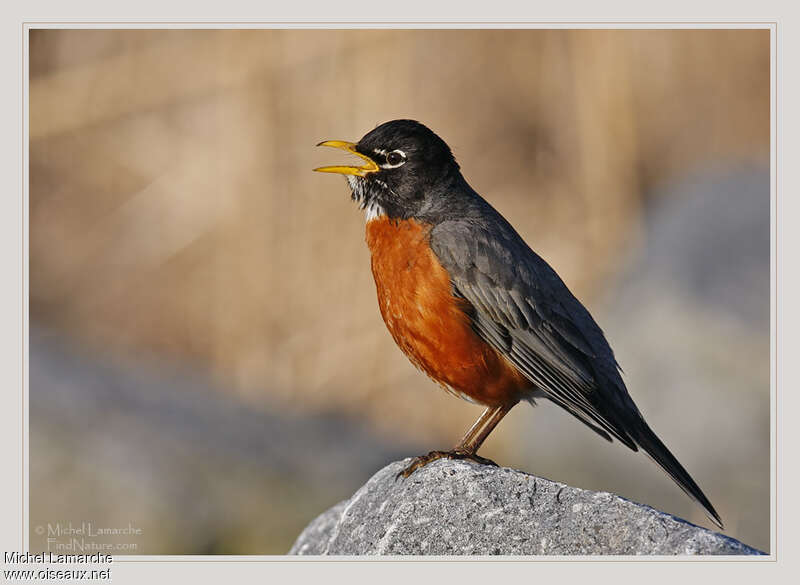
[396,403,515,479]
[452,402,515,461]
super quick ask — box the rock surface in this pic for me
[289,459,763,556]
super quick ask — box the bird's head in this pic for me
[314,119,461,221]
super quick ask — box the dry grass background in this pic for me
[29,29,769,553]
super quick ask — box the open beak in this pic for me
[314,140,380,177]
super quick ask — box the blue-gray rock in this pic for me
[289,459,763,556]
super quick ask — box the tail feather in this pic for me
[631,419,724,529]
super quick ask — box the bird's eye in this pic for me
[385,150,406,167]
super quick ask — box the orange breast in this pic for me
[365,217,529,407]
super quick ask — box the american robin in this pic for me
[314,119,723,528]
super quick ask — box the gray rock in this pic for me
[289,459,763,556]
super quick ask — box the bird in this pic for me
[314,119,723,529]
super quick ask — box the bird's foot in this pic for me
[396,449,498,479]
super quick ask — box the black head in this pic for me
[315,120,463,221]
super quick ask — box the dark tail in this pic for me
[631,419,724,529]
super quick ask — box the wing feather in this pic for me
[428,212,722,528]
[431,221,639,449]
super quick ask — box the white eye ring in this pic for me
[382,150,407,169]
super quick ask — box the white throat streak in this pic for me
[364,201,385,222]
[347,175,385,222]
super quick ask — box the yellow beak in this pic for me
[314,140,380,177]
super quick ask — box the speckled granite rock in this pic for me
[289,459,763,556]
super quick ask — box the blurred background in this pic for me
[29,29,769,554]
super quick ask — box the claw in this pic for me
[396,449,499,480]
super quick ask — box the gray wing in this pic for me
[430,218,642,450]
[429,208,723,528]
